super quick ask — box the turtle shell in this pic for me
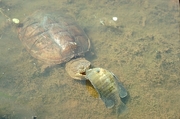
[18,11,90,65]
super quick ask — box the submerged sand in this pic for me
[0,0,179,118]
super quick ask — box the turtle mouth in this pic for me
[79,64,93,76]
[80,71,86,76]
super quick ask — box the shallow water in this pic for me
[0,0,179,119]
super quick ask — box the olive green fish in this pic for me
[85,68,127,114]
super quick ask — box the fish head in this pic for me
[85,68,106,79]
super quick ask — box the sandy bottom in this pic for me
[0,0,179,119]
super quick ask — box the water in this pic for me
[0,0,179,118]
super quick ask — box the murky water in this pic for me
[0,0,179,119]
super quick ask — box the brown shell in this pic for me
[18,11,90,65]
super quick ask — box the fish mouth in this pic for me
[85,68,92,73]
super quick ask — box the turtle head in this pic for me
[65,58,91,80]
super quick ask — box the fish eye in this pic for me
[96,69,100,73]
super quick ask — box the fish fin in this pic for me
[111,72,128,98]
[96,86,115,108]
[115,102,127,116]
[118,82,128,98]
[102,98,115,108]
[98,92,115,108]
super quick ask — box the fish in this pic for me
[85,68,128,114]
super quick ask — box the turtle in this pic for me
[17,11,91,79]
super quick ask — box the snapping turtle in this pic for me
[18,11,91,79]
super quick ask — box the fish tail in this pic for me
[115,102,127,116]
